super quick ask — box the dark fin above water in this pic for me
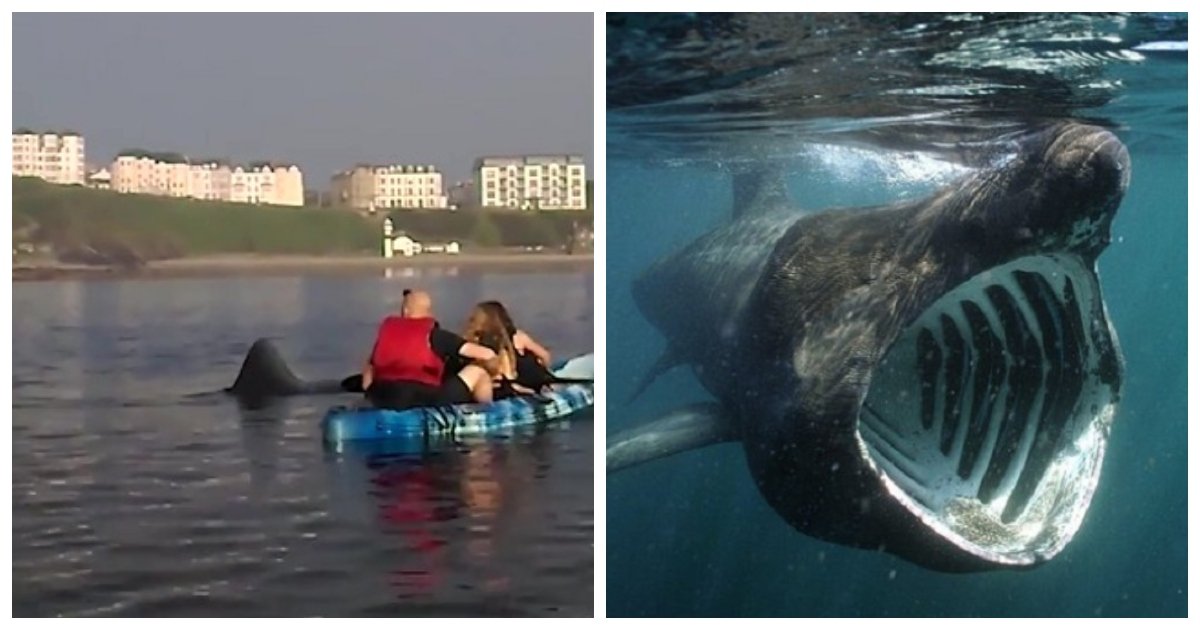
[227,338,352,402]
[227,338,307,397]
[607,403,738,472]
[732,166,791,219]
[340,374,365,393]
[625,345,687,405]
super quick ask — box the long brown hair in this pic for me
[463,301,518,378]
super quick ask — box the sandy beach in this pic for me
[12,252,594,281]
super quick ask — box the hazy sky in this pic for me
[13,13,594,186]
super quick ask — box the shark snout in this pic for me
[1049,126,1130,257]
[956,123,1131,263]
[981,123,1133,259]
[1048,124,1131,204]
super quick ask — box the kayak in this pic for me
[321,353,594,443]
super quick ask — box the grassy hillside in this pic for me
[13,177,593,265]
[13,177,379,262]
[387,208,592,248]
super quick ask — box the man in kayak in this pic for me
[361,289,498,410]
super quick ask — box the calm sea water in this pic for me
[606,14,1186,617]
[13,268,594,617]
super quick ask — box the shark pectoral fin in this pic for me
[625,345,686,404]
[733,166,791,219]
[607,403,737,473]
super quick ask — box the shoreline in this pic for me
[12,252,594,282]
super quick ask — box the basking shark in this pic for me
[608,122,1130,572]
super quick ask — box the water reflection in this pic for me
[383,266,461,281]
[234,401,288,495]
[327,426,567,601]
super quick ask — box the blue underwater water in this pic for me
[606,13,1186,617]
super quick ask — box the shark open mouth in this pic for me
[856,254,1120,566]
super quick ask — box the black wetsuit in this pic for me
[515,352,556,390]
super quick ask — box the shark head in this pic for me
[952,123,1131,262]
[735,122,1130,570]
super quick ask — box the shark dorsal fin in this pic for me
[228,338,306,397]
[227,338,347,402]
[607,403,737,472]
[733,166,790,219]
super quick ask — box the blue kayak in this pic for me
[321,354,594,443]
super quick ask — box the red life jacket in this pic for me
[370,316,444,387]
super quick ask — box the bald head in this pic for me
[402,289,433,317]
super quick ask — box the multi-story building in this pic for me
[476,155,587,210]
[111,153,167,195]
[331,164,447,210]
[12,130,87,185]
[228,166,256,204]
[374,165,446,209]
[205,162,233,201]
[447,180,477,209]
[330,165,377,210]
[188,162,221,201]
[164,161,191,198]
[271,165,304,207]
[111,152,193,198]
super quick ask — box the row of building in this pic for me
[330,164,448,210]
[328,155,587,211]
[109,153,304,206]
[13,129,589,211]
[13,130,306,206]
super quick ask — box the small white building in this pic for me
[86,168,112,190]
[423,242,461,254]
[382,218,460,258]
[392,234,422,257]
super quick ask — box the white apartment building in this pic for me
[164,162,191,198]
[189,162,219,200]
[373,165,447,209]
[476,155,587,210]
[12,130,87,185]
[111,153,189,197]
[190,162,234,201]
[230,166,269,204]
[331,164,449,210]
[228,165,303,206]
[111,154,167,195]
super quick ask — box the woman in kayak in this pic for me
[462,301,554,398]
